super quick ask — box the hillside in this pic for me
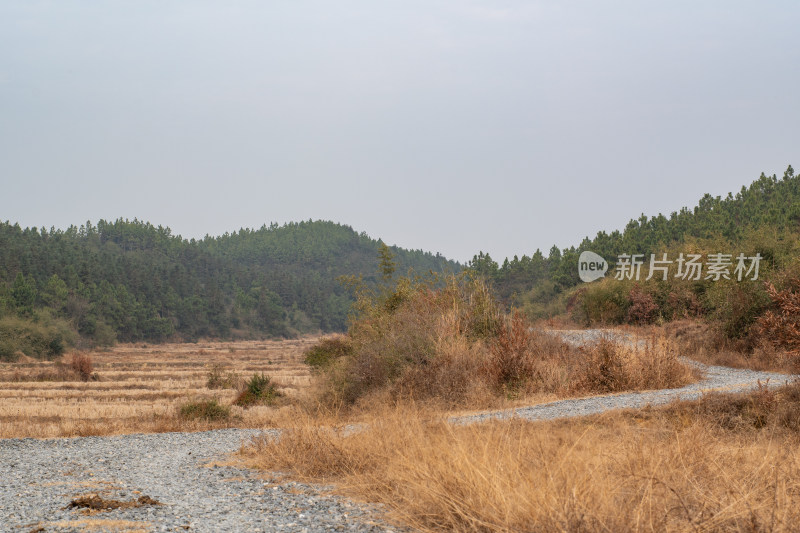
[0,219,458,351]
[478,165,800,333]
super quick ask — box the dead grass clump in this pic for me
[482,311,536,391]
[5,365,76,382]
[662,380,800,433]
[243,387,800,532]
[574,336,695,393]
[67,494,161,511]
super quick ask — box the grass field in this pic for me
[0,338,318,439]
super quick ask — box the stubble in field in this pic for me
[0,338,318,439]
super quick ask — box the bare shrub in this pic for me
[625,284,658,325]
[755,279,800,359]
[665,286,702,320]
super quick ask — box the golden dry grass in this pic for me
[27,519,152,532]
[242,384,800,533]
[0,338,318,439]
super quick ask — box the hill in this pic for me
[477,165,800,336]
[0,219,458,352]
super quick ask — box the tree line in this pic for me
[0,219,457,350]
[475,165,800,333]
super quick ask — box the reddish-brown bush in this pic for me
[625,284,658,325]
[69,353,94,381]
[755,279,800,356]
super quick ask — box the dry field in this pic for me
[0,338,319,439]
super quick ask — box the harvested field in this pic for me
[0,338,318,439]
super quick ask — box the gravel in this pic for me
[0,429,400,532]
[3,329,797,532]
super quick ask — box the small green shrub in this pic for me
[206,364,242,389]
[705,279,770,341]
[178,398,231,421]
[575,280,630,325]
[234,373,279,407]
[304,336,352,368]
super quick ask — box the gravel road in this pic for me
[451,329,798,425]
[0,429,399,533]
[2,329,797,532]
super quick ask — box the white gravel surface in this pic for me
[2,329,797,532]
[0,428,400,533]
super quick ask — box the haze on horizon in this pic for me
[1,1,798,263]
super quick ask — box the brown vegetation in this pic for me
[755,279,800,360]
[68,494,161,512]
[307,274,695,411]
[243,382,800,533]
[68,353,95,381]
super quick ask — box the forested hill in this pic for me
[0,219,458,345]
[474,165,800,316]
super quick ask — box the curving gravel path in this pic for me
[451,329,798,425]
[2,329,797,532]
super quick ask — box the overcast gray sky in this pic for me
[1,1,798,262]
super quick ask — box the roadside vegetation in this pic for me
[302,269,694,412]
[243,382,800,532]
[240,243,800,532]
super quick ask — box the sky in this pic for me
[1,1,798,263]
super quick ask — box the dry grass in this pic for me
[243,383,800,533]
[662,320,800,374]
[0,338,318,439]
[573,335,697,394]
[27,519,153,532]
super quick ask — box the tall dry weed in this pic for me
[574,336,695,393]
